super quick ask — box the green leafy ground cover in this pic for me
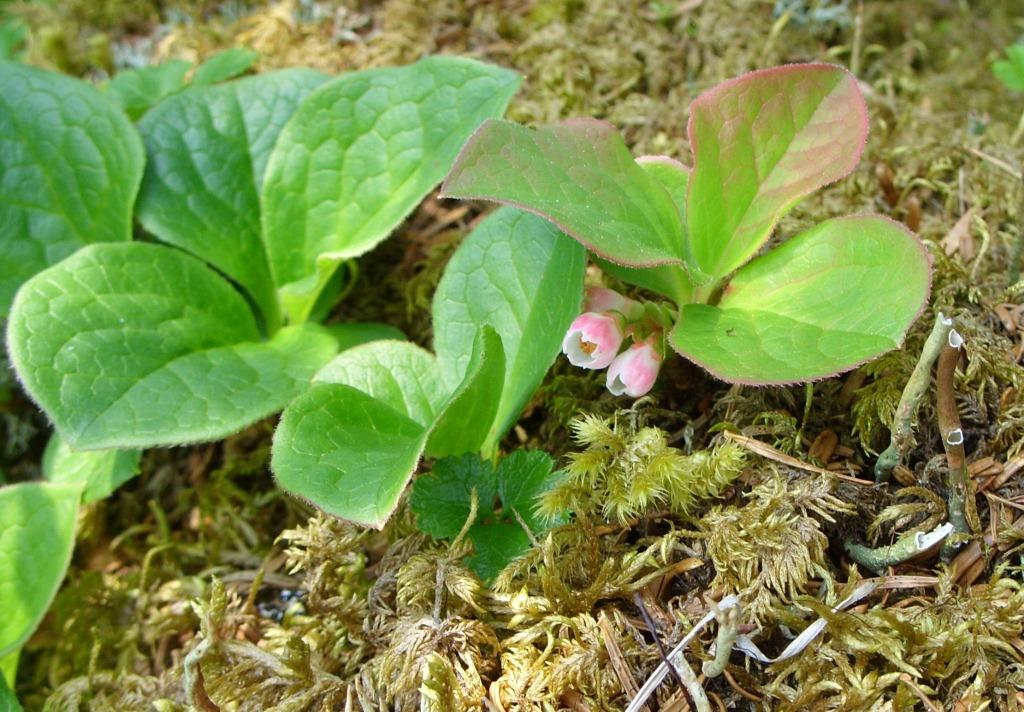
[3,0,1024,709]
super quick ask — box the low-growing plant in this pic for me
[6,55,520,451]
[0,54,519,695]
[409,449,563,580]
[442,63,933,392]
[271,207,586,527]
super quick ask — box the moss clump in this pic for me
[539,412,747,524]
[700,471,855,624]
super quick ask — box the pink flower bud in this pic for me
[583,287,643,321]
[606,341,662,397]
[562,312,624,370]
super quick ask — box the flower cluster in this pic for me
[561,287,666,397]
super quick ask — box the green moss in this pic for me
[17,0,1024,708]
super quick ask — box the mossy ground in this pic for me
[4,0,1024,709]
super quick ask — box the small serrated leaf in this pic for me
[496,449,560,531]
[465,522,530,582]
[410,454,498,539]
[670,215,930,384]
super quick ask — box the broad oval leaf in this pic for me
[0,482,79,658]
[593,156,695,304]
[0,61,143,318]
[442,119,686,267]
[263,56,521,323]
[670,215,930,384]
[136,69,328,328]
[272,383,429,527]
[428,326,505,458]
[432,209,586,451]
[7,242,337,449]
[686,63,868,282]
[314,340,446,428]
[42,433,141,504]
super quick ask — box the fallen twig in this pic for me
[875,313,955,482]
[936,327,976,559]
[844,522,954,573]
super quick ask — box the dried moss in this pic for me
[15,0,1024,709]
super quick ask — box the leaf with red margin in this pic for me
[669,216,930,385]
[686,63,868,282]
[441,119,686,267]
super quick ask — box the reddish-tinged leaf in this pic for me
[670,215,930,385]
[686,63,868,282]
[441,118,686,266]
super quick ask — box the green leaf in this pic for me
[262,56,521,323]
[0,17,27,62]
[637,154,689,216]
[326,322,406,352]
[42,433,141,503]
[670,216,930,384]
[0,666,22,712]
[104,60,192,120]
[432,209,586,451]
[1,650,17,694]
[993,45,1024,92]
[190,47,259,87]
[686,63,867,282]
[495,449,560,531]
[595,258,694,305]
[272,382,430,527]
[314,340,446,427]
[442,119,686,267]
[428,326,505,458]
[136,69,328,328]
[0,61,143,319]
[465,522,529,582]
[409,453,498,539]
[593,156,695,303]
[7,242,337,449]
[0,482,79,659]
[410,449,560,581]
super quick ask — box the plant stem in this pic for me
[844,522,954,573]
[874,313,955,482]
[701,602,740,678]
[937,329,975,560]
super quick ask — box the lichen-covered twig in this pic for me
[844,522,954,573]
[875,314,955,482]
[936,329,977,559]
